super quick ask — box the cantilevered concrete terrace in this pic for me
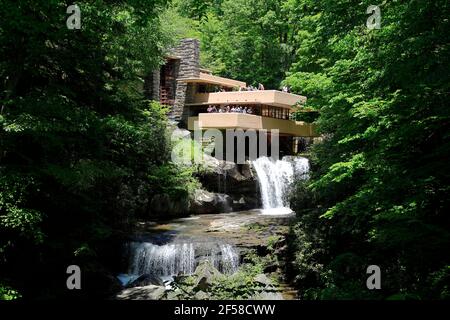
[186,90,307,108]
[188,113,318,137]
[179,72,247,89]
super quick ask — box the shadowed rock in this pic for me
[128,274,164,288]
[198,155,260,210]
[149,193,190,217]
[116,285,166,300]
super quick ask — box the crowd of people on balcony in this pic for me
[206,105,254,114]
[206,82,291,93]
[203,104,295,120]
[236,83,291,93]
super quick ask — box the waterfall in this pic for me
[127,241,239,277]
[252,156,309,215]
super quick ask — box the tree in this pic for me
[0,0,179,299]
[198,0,292,89]
[288,0,450,299]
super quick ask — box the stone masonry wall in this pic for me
[169,39,200,123]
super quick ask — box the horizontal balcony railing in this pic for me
[187,113,318,137]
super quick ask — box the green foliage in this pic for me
[208,265,267,299]
[0,283,21,300]
[284,72,332,109]
[172,0,294,88]
[174,0,223,20]
[209,252,280,300]
[428,266,450,300]
[0,0,201,299]
[246,222,265,233]
[148,163,201,199]
[172,251,278,300]
[160,5,202,42]
[1,0,448,301]
[266,235,282,251]
[0,176,44,248]
[288,0,450,299]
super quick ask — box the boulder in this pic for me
[251,292,284,300]
[193,260,224,291]
[166,289,183,300]
[214,193,233,213]
[128,274,164,288]
[116,285,166,300]
[190,189,214,214]
[254,274,273,287]
[190,189,233,214]
[171,128,191,140]
[194,290,210,300]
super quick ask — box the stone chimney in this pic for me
[170,38,200,79]
[171,39,200,123]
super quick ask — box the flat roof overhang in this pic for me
[178,72,247,88]
[186,90,307,109]
[188,113,318,137]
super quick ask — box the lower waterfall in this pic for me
[127,240,239,278]
[252,156,310,215]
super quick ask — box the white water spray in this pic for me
[252,156,309,215]
[128,241,239,277]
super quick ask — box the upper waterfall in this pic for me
[252,156,310,215]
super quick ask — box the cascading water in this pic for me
[127,241,239,278]
[252,156,310,215]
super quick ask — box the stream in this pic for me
[116,156,309,300]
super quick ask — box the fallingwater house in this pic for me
[145,39,318,157]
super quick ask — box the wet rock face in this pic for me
[189,189,233,214]
[198,155,260,210]
[147,154,260,216]
[198,155,257,192]
[231,195,260,212]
